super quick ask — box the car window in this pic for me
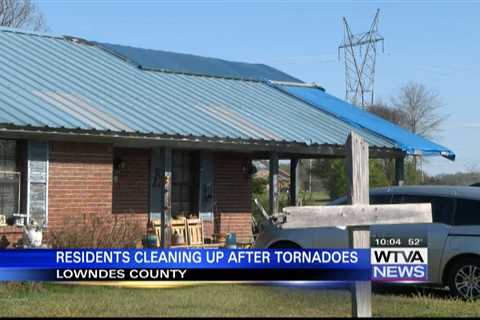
[454,199,480,226]
[370,194,392,204]
[329,196,347,205]
[330,194,391,205]
[391,195,454,225]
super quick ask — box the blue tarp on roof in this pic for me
[98,42,302,82]
[275,84,455,160]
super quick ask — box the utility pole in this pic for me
[339,9,384,109]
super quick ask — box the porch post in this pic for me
[346,132,371,317]
[395,156,405,186]
[269,153,279,214]
[198,151,215,239]
[162,147,173,248]
[289,159,300,206]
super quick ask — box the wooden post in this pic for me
[162,147,172,248]
[269,153,279,214]
[281,204,431,228]
[289,159,300,206]
[149,147,164,222]
[282,135,432,318]
[346,132,371,318]
[395,156,405,186]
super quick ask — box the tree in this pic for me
[312,158,395,201]
[0,0,46,31]
[392,82,446,139]
[367,100,405,125]
[252,176,268,195]
[424,170,480,186]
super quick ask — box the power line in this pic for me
[338,9,384,109]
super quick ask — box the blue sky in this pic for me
[37,0,480,175]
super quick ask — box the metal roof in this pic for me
[0,27,396,152]
[274,83,455,160]
[97,42,303,83]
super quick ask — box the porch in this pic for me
[122,141,408,249]
[0,135,406,249]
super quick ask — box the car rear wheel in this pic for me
[447,257,480,300]
[269,241,301,248]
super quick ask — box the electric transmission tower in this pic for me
[338,9,384,109]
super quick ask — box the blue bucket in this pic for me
[225,233,237,248]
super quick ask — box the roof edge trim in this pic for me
[0,26,62,39]
[0,124,405,158]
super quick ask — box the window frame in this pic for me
[370,194,393,205]
[452,197,480,226]
[0,139,21,222]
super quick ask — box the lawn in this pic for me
[0,283,479,317]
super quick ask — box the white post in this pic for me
[346,132,371,318]
[269,153,279,214]
[163,147,172,248]
[282,132,432,318]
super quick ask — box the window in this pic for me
[454,199,480,226]
[172,151,195,217]
[391,195,454,225]
[0,140,20,220]
[370,194,392,204]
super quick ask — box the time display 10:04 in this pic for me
[372,237,426,247]
[373,237,402,247]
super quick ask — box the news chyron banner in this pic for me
[0,236,428,282]
[0,249,370,281]
[371,233,429,282]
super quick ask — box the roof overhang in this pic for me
[0,125,405,160]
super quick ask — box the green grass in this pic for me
[0,283,479,317]
[300,191,331,205]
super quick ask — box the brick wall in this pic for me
[48,142,114,230]
[47,143,150,244]
[0,141,254,247]
[112,148,149,228]
[214,152,253,243]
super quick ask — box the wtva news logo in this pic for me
[371,247,428,282]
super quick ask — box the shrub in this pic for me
[47,213,144,248]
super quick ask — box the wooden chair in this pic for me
[152,219,162,248]
[186,218,204,246]
[171,217,188,246]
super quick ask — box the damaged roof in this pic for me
[0,27,394,152]
[97,42,303,83]
[0,27,453,159]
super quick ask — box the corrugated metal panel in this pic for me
[0,28,395,150]
[97,42,303,83]
[275,84,455,160]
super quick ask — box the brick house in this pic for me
[0,28,454,248]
